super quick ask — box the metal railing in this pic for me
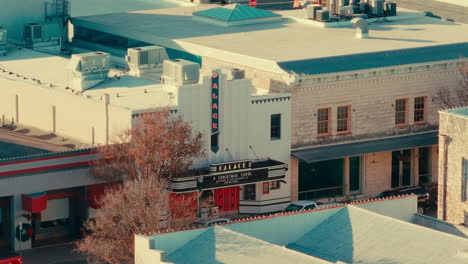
[298,186,344,200]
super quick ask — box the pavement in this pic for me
[396,0,468,23]
[21,243,88,264]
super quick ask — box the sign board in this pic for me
[249,0,257,7]
[201,168,268,189]
[211,71,219,135]
[210,160,252,173]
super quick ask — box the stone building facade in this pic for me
[289,59,468,202]
[438,108,468,225]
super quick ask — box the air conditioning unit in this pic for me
[24,22,65,49]
[24,23,43,42]
[126,46,168,77]
[305,5,323,20]
[0,27,7,56]
[370,0,384,16]
[162,59,200,86]
[316,10,331,21]
[69,52,111,91]
[222,68,245,80]
[385,2,397,16]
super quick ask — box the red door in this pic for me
[214,187,239,212]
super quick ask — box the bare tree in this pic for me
[77,178,198,264]
[93,109,204,182]
[76,109,205,264]
[435,66,468,109]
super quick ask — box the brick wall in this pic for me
[438,111,468,224]
[291,68,461,149]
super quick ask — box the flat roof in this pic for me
[0,47,175,112]
[71,6,468,74]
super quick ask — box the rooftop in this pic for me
[138,196,468,264]
[0,47,175,112]
[0,125,88,159]
[445,107,468,118]
[71,6,468,75]
[193,4,280,22]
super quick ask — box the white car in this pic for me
[283,200,343,213]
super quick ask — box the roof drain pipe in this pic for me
[351,18,369,39]
[439,134,450,221]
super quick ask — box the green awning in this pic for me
[292,131,438,163]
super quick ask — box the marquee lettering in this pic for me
[211,71,219,136]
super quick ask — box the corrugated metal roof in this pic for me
[0,141,50,159]
[193,4,279,22]
[292,131,438,163]
[278,42,468,75]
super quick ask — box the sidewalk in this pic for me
[21,243,88,264]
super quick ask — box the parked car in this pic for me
[283,200,343,213]
[0,251,22,264]
[375,186,432,214]
[190,218,231,228]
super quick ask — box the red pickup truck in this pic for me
[0,252,22,264]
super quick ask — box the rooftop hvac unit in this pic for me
[370,0,384,16]
[316,10,330,21]
[126,46,169,76]
[305,5,323,20]
[0,27,7,56]
[358,2,369,14]
[69,52,111,91]
[385,2,397,16]
[24,23,43,42]
[23,22,65,49]
[222,68,245,80]
[162,59,200,86]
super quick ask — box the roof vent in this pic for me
[351,18,369,39]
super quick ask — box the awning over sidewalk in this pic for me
[292,132,438,163]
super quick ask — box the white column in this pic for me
[12,195,32,251]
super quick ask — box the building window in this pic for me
[270,114,281,140]
[391,149,412,188]
[270,180,280,190]
[462,158,468,202]
[244,184,256,201]
[418,147,430,184]
[414,97,426,123]
[317,108,330,135]
[263,182,270,194]
[349,156,362,194]
[337,106,350,134]
[395,99,408,125]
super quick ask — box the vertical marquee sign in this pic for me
[211,71,220,152]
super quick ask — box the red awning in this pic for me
[22,192,47,213]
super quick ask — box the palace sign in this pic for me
[211,71,219,135]
[211,161,252,173]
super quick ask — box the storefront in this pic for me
[170,159,288,216]
[21,187,88,247]
[292,132,439,201]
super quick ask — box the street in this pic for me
[21,243,88,264]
